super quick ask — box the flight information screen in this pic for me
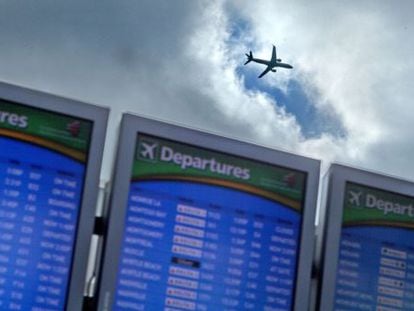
[0,101,92,310]
[334,182,414,310]
[112,134,307,310]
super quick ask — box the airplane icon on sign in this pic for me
[140,142,158,160]
[349,191,362,206]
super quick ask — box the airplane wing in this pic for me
[271,45,277,63]
[258,66,271,78]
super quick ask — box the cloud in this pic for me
[230,0,414,178]
[0,1,211,178]
[182,1,303,143]
[0,0,413,181]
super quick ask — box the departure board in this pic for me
[333,182,414,310]
[110,133,308,311]
[0,100,92,310]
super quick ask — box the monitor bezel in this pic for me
[97,113,320,311]
[318,163,414,310]
[0,81,108,311]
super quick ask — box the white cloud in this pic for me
[0,0,413,181]
[183,1,303,145]
[231,0,414,178]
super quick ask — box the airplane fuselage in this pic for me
[251,58,293,69]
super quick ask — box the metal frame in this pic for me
[97,113,320,311]
[318,163,414,310]
[0,81,108,311]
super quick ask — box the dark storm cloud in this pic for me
[0,1,279,178]
[0,0,199,86]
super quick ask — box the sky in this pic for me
[1,0,414,183]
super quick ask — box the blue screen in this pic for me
[0,137,86,310]
[113,180,302,310]
[334,226,414,310]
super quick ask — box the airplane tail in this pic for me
[244,51,253,65]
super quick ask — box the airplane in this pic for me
[244,45,293,78]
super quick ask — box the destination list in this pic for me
[335,230,414,310]
[113,183,301,311]
[0,150,84,310]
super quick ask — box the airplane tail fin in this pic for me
[244,51,253,65]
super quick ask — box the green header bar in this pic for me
[343,182,414,226]
[132,134,306,210]
[0,100,92,156]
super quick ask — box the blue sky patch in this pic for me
[239,67,347,139]
[228,18,251,42]
[226,7,254,46]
